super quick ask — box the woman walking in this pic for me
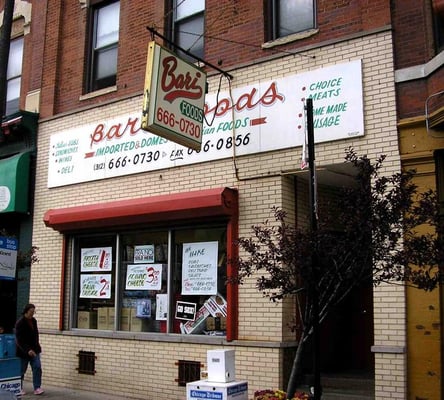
[15,304,44,396]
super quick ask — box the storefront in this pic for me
[44,187,238,338]
[31,32,404,399]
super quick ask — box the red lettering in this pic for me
[161,56,203,103]
[107,123,124,140]
[90,124,105,147]
[261,82,285,106]
[123,117,141,136]
[205,82,284,118]
[89,117,142,147]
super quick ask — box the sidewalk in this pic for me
[20,382,137,400]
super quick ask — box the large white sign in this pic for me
[47,60,363,188]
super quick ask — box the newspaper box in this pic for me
[207,349,235,383]
[187,380,248,400]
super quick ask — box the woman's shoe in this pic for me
[33,388,44,395]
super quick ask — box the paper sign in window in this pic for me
[181,241,218,295]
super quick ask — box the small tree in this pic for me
[235,149,443,399]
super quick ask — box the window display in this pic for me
[73,225,227,335]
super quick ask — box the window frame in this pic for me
[71,223,229,336]
[433,12,444,53]
[85,0,120,93]
[6,36,24,115]
[169,0,205,62]
[266,0,316,42]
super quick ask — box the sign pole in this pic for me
[306,98,321,400]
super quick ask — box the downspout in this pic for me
[226,201,239,341]
[58,236,67,331]
[0,0,15,118]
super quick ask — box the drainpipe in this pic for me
[0,0,15,119]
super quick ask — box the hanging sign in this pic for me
[141,41,207,151]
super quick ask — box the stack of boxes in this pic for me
[0,334,21,397]
[77,311,97,329]
[77,307,149,331]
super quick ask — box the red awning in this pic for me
[44,187,238,232]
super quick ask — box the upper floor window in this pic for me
[86,0,120,93]
[6,37,24,115]
[267,0,315,41]
[433,0,444,53]
[171,0,204,62]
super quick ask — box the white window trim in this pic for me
[262,28,319,49]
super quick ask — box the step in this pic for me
[321,391,373,400]
[297,373,375,400]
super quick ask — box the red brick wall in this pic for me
[392,0,436,70]
[391,0,444,120]
[32,0,390,118]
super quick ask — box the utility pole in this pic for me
[306,98,321,400]
[0,0,15,118]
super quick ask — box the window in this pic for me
[86,1,120,92]
[171,0,204,62]
[6,37,24,115]
[433,0,444,53]
[73,224,228,336]
[267,0,315,41]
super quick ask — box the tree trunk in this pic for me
[285,330,309,400]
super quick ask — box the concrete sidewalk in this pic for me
[20,382,137,399]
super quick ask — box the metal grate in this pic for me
[175,360,202,386]
[77,351,96,375]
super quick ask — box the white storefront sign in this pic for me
[47,59,363,188]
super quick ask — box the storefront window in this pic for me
[73,225,227,335]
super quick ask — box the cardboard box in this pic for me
[187,380,248,400]
[206,317,226,331]
[120,308,131,331]
[130,308,149,332]
[77,311,97,329]
[97,307,109,330]
[108,307,115,330]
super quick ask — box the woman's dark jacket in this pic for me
[15,316,42,359]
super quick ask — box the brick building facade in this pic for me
[2,1,442,399]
